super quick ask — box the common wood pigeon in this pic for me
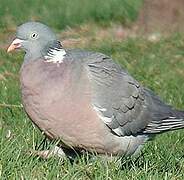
[7,22,184,158]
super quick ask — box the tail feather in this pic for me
[144,110,184,134]
[143,88,184,134]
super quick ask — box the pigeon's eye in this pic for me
[31,32,38,39]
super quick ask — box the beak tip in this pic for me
[7,48,11,53]
[7,38,23,53]
[7,46,13,53]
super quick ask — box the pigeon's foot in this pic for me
[29,146,66,159]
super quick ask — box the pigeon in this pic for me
[7,22,184,158]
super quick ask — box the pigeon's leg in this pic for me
[30,146,66,159]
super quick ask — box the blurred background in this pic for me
[1,0,184,179]
[0,0,140,30]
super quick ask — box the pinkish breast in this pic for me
[20,60,120,154]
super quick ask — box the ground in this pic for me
[136,0,184,34]
[1,0,184,179]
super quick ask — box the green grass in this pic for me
[1,0,184,179]
[1,31,184,179]
[0,0,142,31]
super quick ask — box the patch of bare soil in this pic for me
[60,23,136,49]
[135,0,184,35]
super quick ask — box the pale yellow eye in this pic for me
[31,32,38,39]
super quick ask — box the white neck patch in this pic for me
[44,48,66,64]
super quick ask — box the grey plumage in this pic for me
[16,22,57,62]
[84,52,184,136]
[7,22,184,157]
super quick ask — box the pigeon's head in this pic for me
[7,22,59,61]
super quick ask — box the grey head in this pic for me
[7,22,63,62]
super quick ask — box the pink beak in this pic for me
[7,38,23,53]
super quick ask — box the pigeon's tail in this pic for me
[144,110,184,134]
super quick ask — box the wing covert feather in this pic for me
[84,53,150,136]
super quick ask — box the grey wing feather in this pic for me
[84,53,151,136]
[143,88,184,133]
[84,52,184,136]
